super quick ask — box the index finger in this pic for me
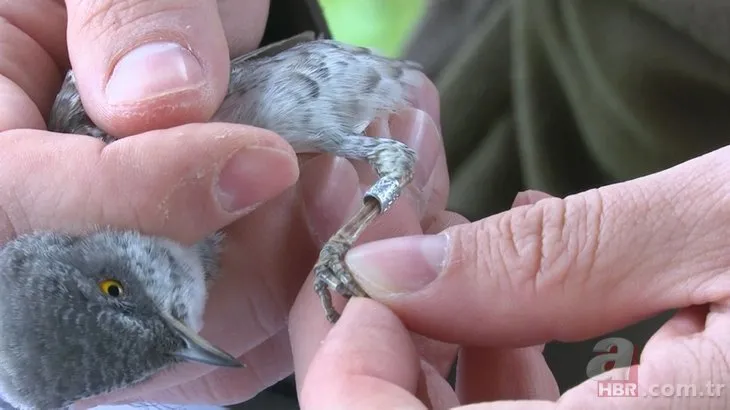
[291,295,427,410]
[0,0,68,131]
[344,146,730,347]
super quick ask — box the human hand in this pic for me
[290,193,553,409]
[4,0,286,406]
[2,1,449,406]
[293,147,730,408]
[69,107,447,408]
[0,0,269,136]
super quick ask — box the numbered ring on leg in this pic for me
[364,177,402,213]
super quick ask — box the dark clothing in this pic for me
[406,0,730,221]
[261,0,331,44]
[403,0,730,392]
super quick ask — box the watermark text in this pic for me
[587,337,726,398]
[597,380,726,398]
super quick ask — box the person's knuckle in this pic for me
[485,192,604,296]
[449,220,493,289]
[557,189,605,287]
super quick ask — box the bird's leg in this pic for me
[312,136,417,323]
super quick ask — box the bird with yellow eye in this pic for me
[0,230,242,409]
[99,279,124,297]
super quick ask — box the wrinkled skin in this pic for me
[294,172,730,408]
[0,0,450,407]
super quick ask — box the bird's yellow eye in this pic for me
[99,280,124,297]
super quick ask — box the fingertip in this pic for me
[422,210,470,235]
[0,123,295,245]
[511,190,555,208]
[214,144,299,214]
[65,0,231,136]
[413,72,440,128]
[94,123,298,242]
[299,298,424,409]
[289,272,343,394]
[389,108,442,203]
[347,234,447,298]
[456,346,559,403]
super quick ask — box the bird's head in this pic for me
[0,230,241,409]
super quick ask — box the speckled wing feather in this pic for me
[213,39,423,153]
[47,32,426,323]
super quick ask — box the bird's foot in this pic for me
[313,199,380,323]
[313,240,367,323]
[312,137,416,323]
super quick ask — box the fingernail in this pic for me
[106,42,204,105]
[216,146,297,213]
[389,109,440,193]
[346,234,447,296]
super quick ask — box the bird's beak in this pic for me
[160,311,245,368]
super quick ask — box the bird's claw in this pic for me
[313,238,368,323]
[313,198,382,323]
[310,138,416,323]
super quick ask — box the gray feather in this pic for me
[49,37,423,154]
[28,32,424,409]
[0,230,215,409]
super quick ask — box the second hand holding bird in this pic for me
[0,31,424,409]
[50,31,423,323]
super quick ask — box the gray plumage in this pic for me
[0,31,424,409]
[49,31,423,322]
[0,230,229,410]
[50,33,423,153]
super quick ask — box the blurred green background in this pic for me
[318,0,427,57]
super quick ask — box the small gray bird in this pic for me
[49,31,423,322]
[0,230,241,410]
[0,31,423,408]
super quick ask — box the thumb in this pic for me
[0,123,298,245]
[64,0,230,137]
[345,147,730,347]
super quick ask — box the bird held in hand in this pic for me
[49,31,424,323]
[0,31,423,409]
[0,231,241,410]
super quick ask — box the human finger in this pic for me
[407,73,447,223]
[295,297,447,410]
[216,0,270,58]
[298,152,425,249]
[417,210,470,377]
[455,346,559,404]
[412,72,440,128]
[74,148,313,408]
[455,190,558,403]
[345,147,730,347]
[300,108,446,250]
[422,210,470,234]
[0,122,298,245]
[64,0,266,137]
[289,208,466,394]
[353,109,447,222]
[511,190,554,207]
[529,300,730,409]
[0,1,69,130]
[290,258,458,395]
